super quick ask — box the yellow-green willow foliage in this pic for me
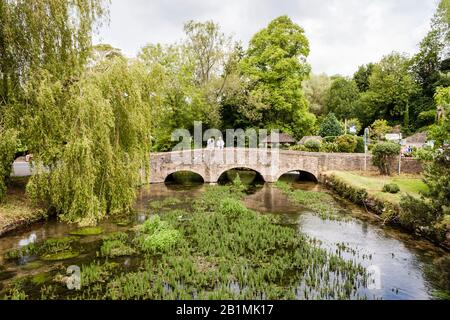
[0,127,17,201]
[0,0,108,105]
[0,0,108,203]
[26,58,156,226]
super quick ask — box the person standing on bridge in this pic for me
[216,137,225,150]
[207,137,215,150]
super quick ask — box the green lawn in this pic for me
[327,171,428,204]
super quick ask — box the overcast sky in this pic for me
[94,0,438,76]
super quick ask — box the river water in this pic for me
[0,180,449,300]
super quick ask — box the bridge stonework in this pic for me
[148,148,422,184]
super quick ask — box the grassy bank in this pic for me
[321,171,449,250]
[0,178,46,236]
[326,171,427,205]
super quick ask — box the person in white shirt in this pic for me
[216,137,225,150]
[207,137,215,150]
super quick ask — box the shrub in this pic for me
[399,195,437,231]
[413,146,434,162]
[355,137,365,153]
[289,144,307,151]
[382,183,400,194]
[372,142,401,175]
[323,136,338,143]
[0,128,18,202]
[319,113,343,137]
[320,142,339,153]
[304,139,321,152]
[370,119,392,141]
[335,135,357,153]
[134,216,181,253]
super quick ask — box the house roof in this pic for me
[262,132,296,144]
[405,132,428,144]
[298,136,323,145]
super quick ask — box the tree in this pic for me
[428,86,450,147]
[372,142,401,175]
[138,43,221,151]
[353,63,375,92]
[0,0,108,206]
[358,53,418,126]
[0,0,108,107]
[325,76,360,120]
[302,73,331,116]
[370,119,392,141]
[0,127,17,201]
[26,58,155,226]
[335,135,358,153]
[240,16,316,138]
[319,113,343,137]
[89,44,124,67]
[409,0,450,129]
[184,20,231,85]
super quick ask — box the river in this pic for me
[0,179,449,300]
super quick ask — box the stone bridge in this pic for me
[148,148,422,184]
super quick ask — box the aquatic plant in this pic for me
[100,240,135,258]
[81,261,118,287]
[41,251,80,261]
[70,227,104,236]
[133,216,181,254]
[4,237,79,261]
[1,185,370,300]
[275,181,347,221]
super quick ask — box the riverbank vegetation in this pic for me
[323,167,450,250]
[0,178,45,236]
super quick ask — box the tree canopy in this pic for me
[240,16,316,138]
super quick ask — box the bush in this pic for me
[382,183,400,194]
[399,195,437,231]
[370,119,392,141]
[320,142,339,153]
[335,135,357,153]
[323,136,338,143]
[355,137,365,153]
[319,113,343,137]
[372,142,401,175]
[0,128,18,202]
[304,139,321,152]
[289,144,307,151]
[134,216,181,253]
[413,146,434,162]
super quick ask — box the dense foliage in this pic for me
[239,16,316,138]
[25,59,155,226]
[319,113,343,137]
[0,127,17,201]
[372,142,401,175]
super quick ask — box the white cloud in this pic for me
[95,0,438,76]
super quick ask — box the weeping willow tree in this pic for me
[24,58,156,226]
[0,0,156,227]
[0,0,108,201]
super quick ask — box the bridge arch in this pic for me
[164,170,205,185]
[216,167,265,184]
[277,170,318,183]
